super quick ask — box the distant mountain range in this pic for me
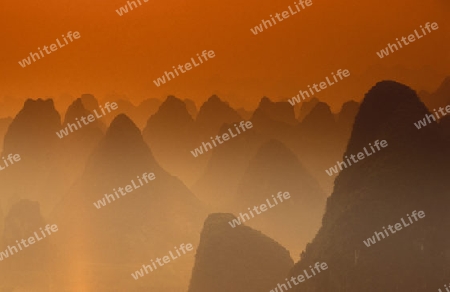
[0,77,448,291]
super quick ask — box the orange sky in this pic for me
[0,0,449,112]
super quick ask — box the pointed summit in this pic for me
[67,95,107,131]
[63,98,105,132]
[90,113,160,175]
[197,94,239,114]
[297,101,339,153]
[155,95,193,122]
[188,213,293,292]
[147,95,193,127]
[195,95,241,137]
[80,94,100,112]
[143,95,193,129]
[300,101,335,133]
[64,98,88,123]
[55,112,205,266]
[106,114,141,141]
[207,94,220,103]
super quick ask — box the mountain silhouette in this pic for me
[142,95,203,185]
[80,93,100,112]
[289,80,450,292]
[192,123,264,209]
[54,98,104,190]
[234,139,326,257]
[336,100,359,141]
[3,99,61,158]
[195,95,241,140]
[95,96,153,130]
[79,94,107,131]
[53,113,206,291]
[253,97,297,125]
[298,101,335,138]
[188,213,293,292]
[294,101,343,193]
[250,97,297,155]
[56,113,205,259]
[0,99,62,216]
